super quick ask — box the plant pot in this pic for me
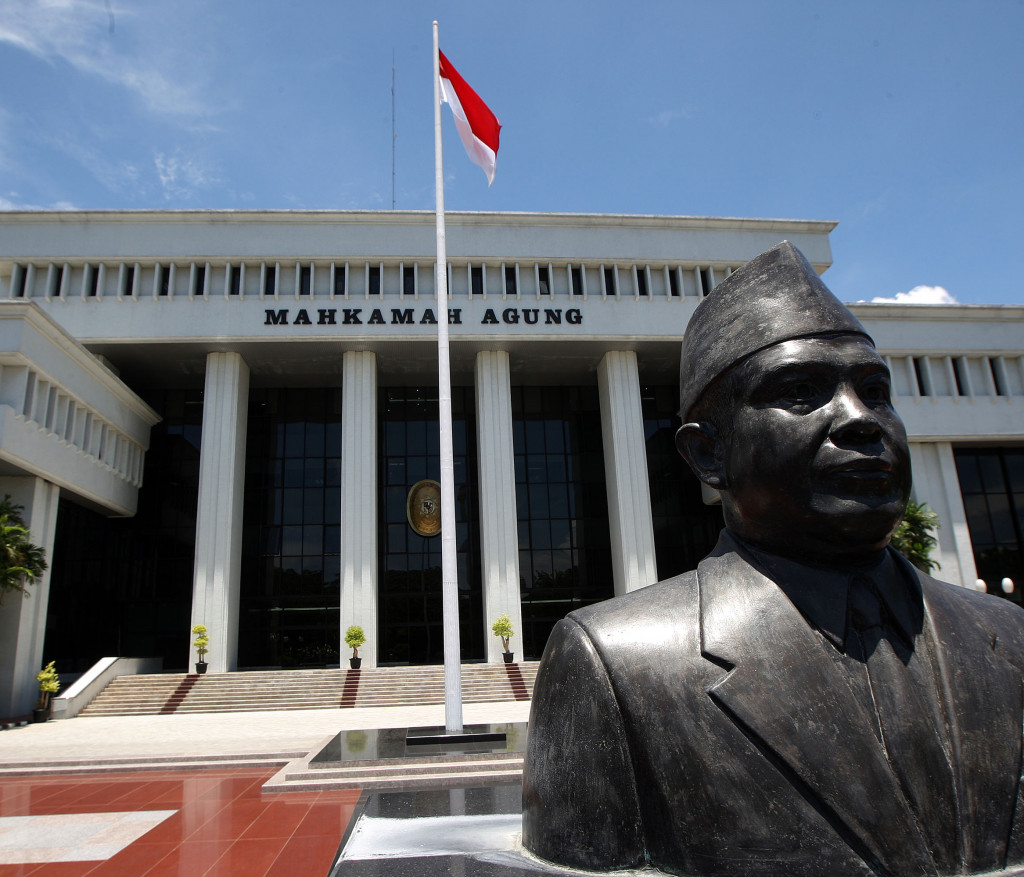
[502,652,514,664]
[32,707,49,723]
[194,662,208,675]
[349,657,362,669]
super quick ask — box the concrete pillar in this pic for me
[340,351,378,667]
[0,477,60,718]
[189,352,249,672]
[597,351,658,595]
[908,441,978,588]
[475,351,523,662]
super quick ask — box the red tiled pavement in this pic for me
[0,768,361,877]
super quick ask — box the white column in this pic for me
[0,476,60,718]
[340,351,378,667]
[475,351,523,662]
[598,351,658,595]
[908,441,978,587]
[189,352,249,672]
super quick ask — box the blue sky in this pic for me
[1,0,1021,305]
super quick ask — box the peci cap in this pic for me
[679,241,873,420]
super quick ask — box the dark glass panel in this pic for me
[239,387,343,667]
[955,448,1024,606]
[44,388,203,672]
[641,386,723,582]
[377,386,482,664]
[513,385,614,658]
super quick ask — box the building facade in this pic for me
[0,210,1021,716]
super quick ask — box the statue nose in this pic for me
[830,388,883,441]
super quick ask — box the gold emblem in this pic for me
[407,479,442,536]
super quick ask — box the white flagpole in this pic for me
[433,19,464,734]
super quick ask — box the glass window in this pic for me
[641,385,723,581]
[955,448,1024,603]
[571,266,583,296]
[512,386,615,658]
[239,387,343,667]
[538,266,551,296]
[377,387,482,664]
[43,388,203,672]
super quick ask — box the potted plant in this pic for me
[34,661,59,722]
[345,625,366,669]
[191,624,209,674]
[492,613,515,663]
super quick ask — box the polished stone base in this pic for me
[328,784,658,877]
[311,723,526,767]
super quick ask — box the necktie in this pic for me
[847,575,961,872]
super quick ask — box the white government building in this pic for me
[0,210,1021,717]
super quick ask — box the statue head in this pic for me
[675,242,911,565]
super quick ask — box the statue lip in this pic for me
[821,457,897,489]
[826,457,893,473]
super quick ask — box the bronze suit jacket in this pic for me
[522,532,1024,877]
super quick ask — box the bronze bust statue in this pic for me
[522,242,1024,876]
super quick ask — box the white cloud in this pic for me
[871,285,958,305]
[0,0,215,119]
[154,149,217,200]
[0,194,77,210]
[647,107,694,127]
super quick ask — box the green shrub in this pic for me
[191,624,209,662]
[491,614,514,652]
[891,500,940,574]
[345,625,366,658]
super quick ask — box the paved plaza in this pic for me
[0,700,532,876]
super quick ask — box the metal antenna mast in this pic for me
[391,51,397,210]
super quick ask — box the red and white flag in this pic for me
[438,51,501,186]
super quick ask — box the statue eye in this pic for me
[860,380,891,404]
[783,381,818,403]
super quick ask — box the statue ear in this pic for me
[676,422,727,489]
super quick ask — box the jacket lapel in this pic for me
[917,564,1024,869]
[698,540,936,874]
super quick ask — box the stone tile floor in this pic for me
[0,767,360,876]
[0,702,534,875]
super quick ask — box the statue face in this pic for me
[718,335,911,564]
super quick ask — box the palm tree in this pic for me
[0,495,48,604]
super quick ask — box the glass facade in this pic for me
[955,448,1024,603]
[512,386,613,658]
[43,389,202,671]
[641,386,723,579]
[238,388,343,667]
[378,387,483,665]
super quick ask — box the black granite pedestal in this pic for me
[327,784,653,877]
[320,723,647,876]
[310,722,526,768]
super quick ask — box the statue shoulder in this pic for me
[564,571,701,655]
[570,571,698,624]
[920,569,1024,661]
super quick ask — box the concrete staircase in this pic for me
[79,662,540,717]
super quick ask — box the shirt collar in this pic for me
[728,532,924,653]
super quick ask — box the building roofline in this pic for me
[849,301,1024,320]
[0,209,839,234]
